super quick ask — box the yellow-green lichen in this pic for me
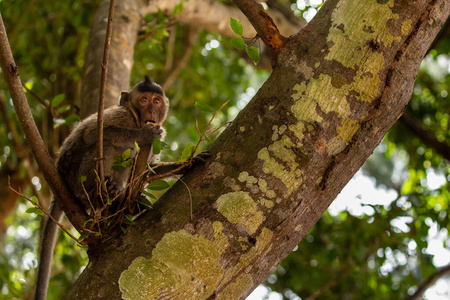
[216,274,253,300]
[119,226,228,299]
[290,0,401,145]
[257,147,302,197]
[232,228,274,277]
[266,190,276,199]
[326,118,360,155]
[326,0,401,68]
[238,171,249,183]
[258,179,267,192]
[291,82,324,123]
[337,118,360,141]
[215,192,264,235]
[401,19,412,35]
[260,198,274,209]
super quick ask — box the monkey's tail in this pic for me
[34,200,64,300]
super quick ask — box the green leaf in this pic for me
[245,46,260,64]
[26,207,37,214]
[56,104,71,114]
[51,94,65,107]
[64,114,80,125]
[195,101,214,113]
[121,160,133,168]
[94,169,101,184]
[135,142,141,153]
[35,209,44,216]
[80,175,87,183]
[173,3,184,15]
[82,218,94,227]
[78,233,89,242]
[147,180,170,191]
[138,197,153,208]
[231,37,246,50]
[179,142,194,162]
[123,219,136,225]
[122,148,131,160]
[125,214,133,222]
[120,226,127,233]
[230,18,243,35]
[153,138,161,154]
[161,141,170,150]
[31,195,38,204]
[139,189,157,200]
[147,163,156,174]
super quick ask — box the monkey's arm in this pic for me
[83,124,163,147]
[150,152,210,176]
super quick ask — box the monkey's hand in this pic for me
[105,176,121,198]
[189,151,210,165]
[141,123,164,144]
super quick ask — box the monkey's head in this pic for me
[120,76,169,128]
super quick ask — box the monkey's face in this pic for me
[133,92,167,128]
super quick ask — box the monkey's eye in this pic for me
[140,97,149,103]
[153,98,161,104]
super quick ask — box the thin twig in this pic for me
[178,178,193,220]
[8,182,79,242]
[21,83,61,118]
[96,0,116,195]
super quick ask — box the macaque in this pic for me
[35,76,172,300]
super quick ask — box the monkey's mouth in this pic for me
[145,120,157,125]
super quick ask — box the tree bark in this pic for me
[64,0,450,299]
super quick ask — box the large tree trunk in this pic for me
[67,0,449,299]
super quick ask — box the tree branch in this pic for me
[161,26,200,91]
[97,0,116,193]
[0,13,88,231]
[399,112,450,161]
[232,0,288,52]
[408,264,450,300]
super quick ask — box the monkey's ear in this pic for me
[119,91,130,106]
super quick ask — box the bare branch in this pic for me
[0,13,88,231]
[399,112,450,161]
[97,0,116,196]
[233,0,288,52]
[408,264,450,300]
[162,26,200,91]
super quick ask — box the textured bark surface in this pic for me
[80,0,141,117]
[67,0,450,299]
